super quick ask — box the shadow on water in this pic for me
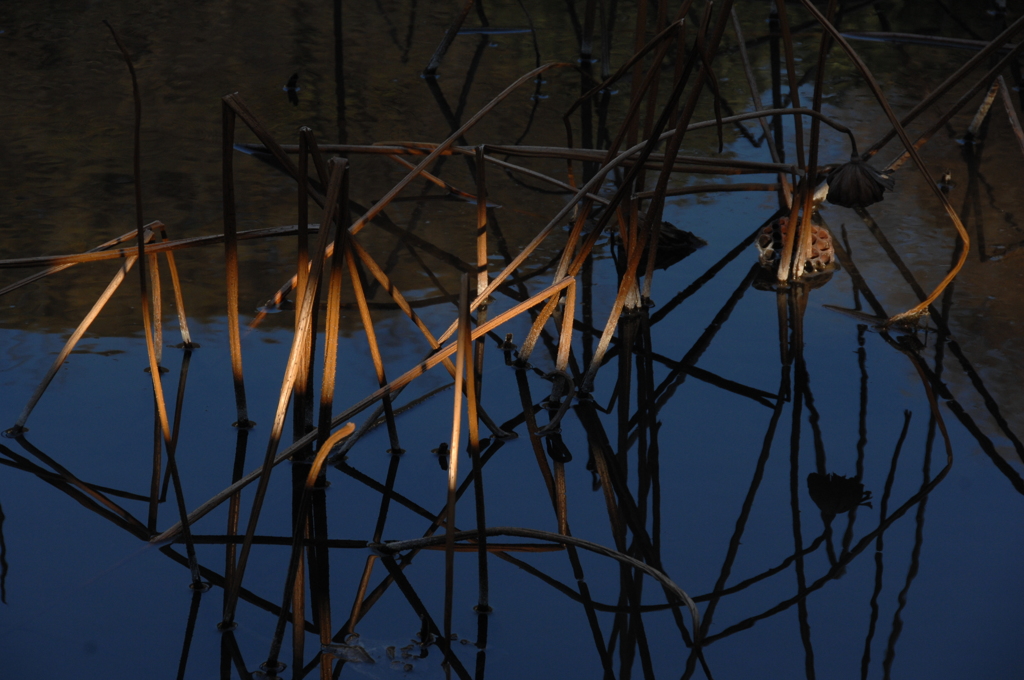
[1,1,1024,678]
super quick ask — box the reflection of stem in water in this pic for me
[861,410,912,680]
[515,373,613,676]
[444,276,471,645]
[841,325,870,559]
[158,348,194,513]
[882,420,934,678]
[0,497,6,604]
[651,263,759,413]
[379,555,474,680]
[838,210,1024,487]
[705,410,951,647]
[175,586,204,680]
[14,437,149,538]
[616,315,637,476]
[787,288,818,680]
[635,311,657,544]
[223,426,249,621]
[696,364,790,644]
[576,402,701,675]
[220,629,252,680]
[161,544,316,631]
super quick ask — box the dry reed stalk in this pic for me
[515,293,561,365]
[565,17,685,149]
[154,348,195,524]
[263,423,354,672]
[863,12,1024,158]
[769,29,805,280]
[482,153,609,203]
[437,125,752,351]
[967,79,1001,140]
[997,75,1024,159]
[576,12,686,302]
[640,1,673,174]
[386,152,481,202]
[444,274,472,643]
[104,20,171,437]
[635,183,779,198]
[462,269,489,611]
[688,107,858,145]
[291,130,314,453]
[475,146,489,297]
[259,141,801,175]
[152,278,575,545]
[317,160,351,451]
[221,158,348,625]
[773,0,806,169]
[494,144,801,173]
[798,0,971,324]
[424,0,477,75]
[343,555,378,639]
[553,452,569,537]
[731,8,792,206]
[580,225,652,390]
[224,93,301,178]
[790,0,838,281]
[0,225,323,269]
[303,128,331,188]
[148,251,163,365]
[0,226,142,297]
[348,239,445,345]
[153,223,194,347]
[473,146,489,413]
[0,455,149,502]
[344,236,402,451]
[334,442,599,654]
[577,3,724,298]
[556,280,577,372]
[106,19,202,584]
[221,100,251,428]
[587,425,628,547]
[843,31,1020,52]
[345,64,569,240]
[342,235,507,439]
[585,1,737,384]
[9,232,150,433]
[883,39,1024,173]
[343,238,472,431]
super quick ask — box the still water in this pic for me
[1,1,1023,678]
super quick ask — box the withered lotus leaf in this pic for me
[826,155,895,208]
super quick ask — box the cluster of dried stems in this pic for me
[4,1,1024,678]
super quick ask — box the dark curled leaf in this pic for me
[826,155,895,208]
